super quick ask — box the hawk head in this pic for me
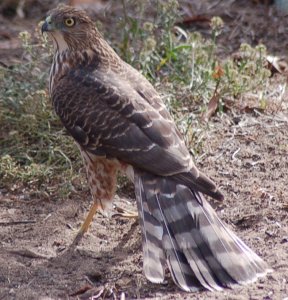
[42,5,99,52]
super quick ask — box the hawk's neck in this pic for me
[49,40,121,94]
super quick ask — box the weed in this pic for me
[115,2,270,152]
[0,1,271,198]
[0,25,81,196]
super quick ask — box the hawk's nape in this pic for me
[42,4,271,292]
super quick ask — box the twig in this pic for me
[27,277,36,287]
[0,220,36,226]
[232,147,241,160]
[8,248,49,259]
[43,213,51,221]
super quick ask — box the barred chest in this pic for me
[49,51,70,96]
[48,49,101,97]
[79,147,134,209]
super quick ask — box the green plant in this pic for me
[115,3,270,152]
[0,26,81,196]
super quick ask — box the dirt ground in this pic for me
[0,1,288,299]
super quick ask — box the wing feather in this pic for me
[52,67,222,200]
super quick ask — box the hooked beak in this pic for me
[41,16,53,35]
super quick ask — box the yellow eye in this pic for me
[64,18,75,27]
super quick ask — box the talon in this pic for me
[72,229,84,246]
[113,205,138,218]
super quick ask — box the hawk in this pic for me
[42,5,270,292]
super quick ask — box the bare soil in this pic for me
[0,1,287,299]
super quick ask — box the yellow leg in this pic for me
[73,202,99,245]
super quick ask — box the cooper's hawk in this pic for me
[42,5,270,292]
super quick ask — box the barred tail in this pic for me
[134,171,271,292]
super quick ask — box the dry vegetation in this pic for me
[0,0,287,299]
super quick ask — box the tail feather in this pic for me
[134,171,271,292]
[158,185,234,290]
[157,195,203,292]
[135,178,165,283]
[164,238,201,292]
[197,196,269,282]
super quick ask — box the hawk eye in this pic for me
[64,18,75,27]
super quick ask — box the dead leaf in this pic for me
[239,105,265,114]
[201,92,221,122]
[175,15,211,28]
[70,284,94,297]
[232,214,261,229]
[266,55,288,75]
[212,65,224,80]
